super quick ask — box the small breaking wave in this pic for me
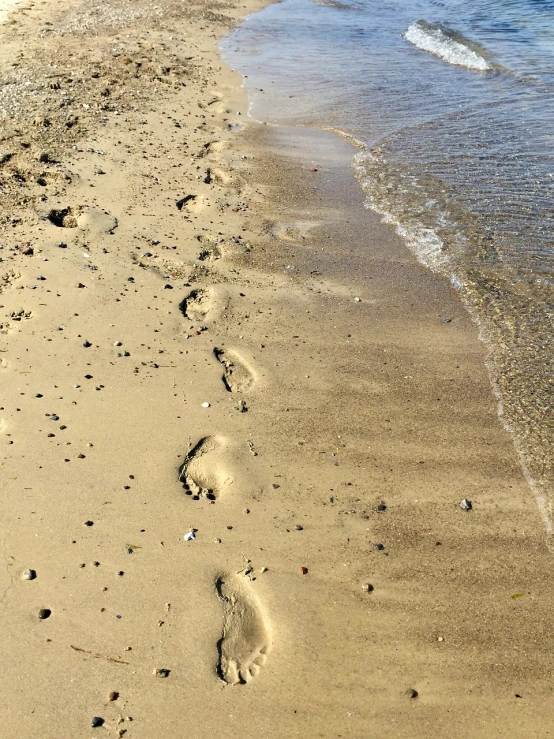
[404,20,491,71]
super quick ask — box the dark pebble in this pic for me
[38,608,51,619]
[164,284,173,289]
[374,543,385,551]
[35,393,43,398]
[91,717,104,728]
[108,691,119,701]
[83,340,92,348]
[377,503,387,512]
[406,688,418,699]
[295,524,304,531]
[51,415,59,421]
[84,520,94,527]
[84,374,93,379]
[37,276,46,281]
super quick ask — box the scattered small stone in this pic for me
[22,568,36,580]
[301,566,308,575]
[164,284,173,290]
[377,503,387,512]
[91,717,104,728]
[84,374,93,379]
[363,583,374,592]
[374,543,385,551]
[214,538,221,544]
[51,414,59,421]
[77,453,86,459]
[354,297,361,302]
[153,668,170,678]
[108,691,119,701]
[77,283,86,288]
[406,688,418,699]
[58,242,67,248]
[84,520,94,527]
[201,402,210,408]
[35,393,43,398]
[38,608,51,619]
[37,275,46,281]
[295,524,304,531]
[460,498,472,511]
[260,567,268,573]
[437,636,444,642]
[83,340,92,348]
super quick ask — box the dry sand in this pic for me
[0,0,553,736]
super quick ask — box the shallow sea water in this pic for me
[222,0,554,519]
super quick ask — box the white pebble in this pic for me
[202,402,210,408]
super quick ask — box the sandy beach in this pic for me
[0,0,553,736]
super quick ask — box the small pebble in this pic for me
[406,688,418,699]
[374,543,385,551]
[91,717,104,728]
[295,524,304,531]
[202,402,210,408]
[83,340,92,348]
[108,691,119,701]
[153,668,170,678]
[363,583,374,592]
[22,568,36,580]
[377,503,387,512]
[84,520,94,526]
[38,608,51,619]
[114,341,122,346]
[460,498,472,511]
[301,566,308,575]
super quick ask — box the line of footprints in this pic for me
[179,288,271,685]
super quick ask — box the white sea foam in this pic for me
[404,20,490,71]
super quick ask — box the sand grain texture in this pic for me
[0,0,552,736]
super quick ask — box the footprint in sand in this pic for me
[179,436,231,501]
[180,288,209,322]
[179,286,228,323]
[216,572,271,685]
[213,347,254,393]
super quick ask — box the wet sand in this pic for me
[0,0,553,736]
